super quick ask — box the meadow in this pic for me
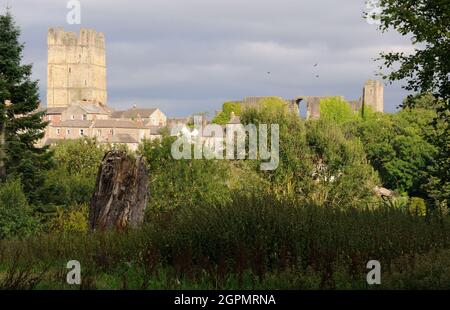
[1,194,450,290]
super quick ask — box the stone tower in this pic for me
[47,28,107,107]
[362,80,384,113]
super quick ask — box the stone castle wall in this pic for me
[47,28,107,107]
[363,80,384,113]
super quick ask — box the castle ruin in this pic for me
[233,89,380,120]
[42,28,167,150]
[47,28,107,107]
[362,80,384,113]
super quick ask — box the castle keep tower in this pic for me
[362,80,384,113]
[47,28,107,107]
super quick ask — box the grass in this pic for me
[1,194,450,289]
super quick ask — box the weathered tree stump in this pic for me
[89,151,149,230]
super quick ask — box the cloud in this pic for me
[6,0,412,116]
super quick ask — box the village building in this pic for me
[41,28,167,150]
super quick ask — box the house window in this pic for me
[48,115,53,121]
[80,129,85,136]
[68,67,71,73]
[97,129,102,136]
[67,129,71,135]
[82,114,87,120]
[110,129,115,136]
[56,128,60,135]
[71,115,75,120]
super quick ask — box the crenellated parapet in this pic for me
[47,27,105,49]
[47,28,107,108]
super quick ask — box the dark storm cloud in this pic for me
[7,0,412,116]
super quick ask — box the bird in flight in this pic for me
[313,63,318,67]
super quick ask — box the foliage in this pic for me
[37,168,97,206]
[138,135,233,211]
[305,120,379,207]
[375,0,450,112]
[374,0,450,207]
[1,194,450,289]
[212,101,242,125]
[0,11,52,201]
[259,97,289,112]
[47,204,88,234]
[409,197,427,217]
[319,97,357,124]
[354,107,439,199]
[241,102,379,207]
[52,138,107,177]
[0,179,39,239]
[35,138,106,207]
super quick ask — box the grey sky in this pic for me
[6,0,412,117]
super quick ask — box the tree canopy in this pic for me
[0,11,52,201]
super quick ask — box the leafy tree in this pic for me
[319,97,358,124]
[138,135,233,211]
[212,101,242,125]
[374,0,450,206]
[241,102,379,207]
[51,138,107,177]
[0,178,39,239]
[355,108,438,199]
[36,138,107,206]
[0,10,52,200]
[374,0,449,112]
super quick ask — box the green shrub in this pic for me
[0,179,39,239]
[409,197,427,216]
[319,97,357,124]
[138,136,233,212]
[384,249,450,289]
[37,167,96,206]
[241,104,380,207]
[36,138,106,206]
[212,101,243,125]
[48,204,88,234]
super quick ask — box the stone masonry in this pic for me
[47,28,107,107]
[363,80,384,113]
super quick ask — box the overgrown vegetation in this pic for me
[1,194,450,289]
[212,101,242,125]
[1,7,450,290]
[1,98,449,289]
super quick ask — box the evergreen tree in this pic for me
[0,10,52,200]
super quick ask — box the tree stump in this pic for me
[89,151,149,230]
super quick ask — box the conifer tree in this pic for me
[0,9,52,199]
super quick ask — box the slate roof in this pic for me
[109,134,138,144]
[77,103,111,114]
[45,107,67,114]
[93,119,141,129]
[111,108,158,119]
[56,120,93,128]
